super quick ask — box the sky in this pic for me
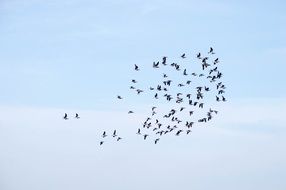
[0,0,286,190]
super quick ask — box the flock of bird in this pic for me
[63,47,227,145]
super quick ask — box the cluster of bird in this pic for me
[63,47,227,145]
[115,47,227,145]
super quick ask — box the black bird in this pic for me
[154,93,158,99]
[208,47,215,54]
[117,96,123,99]
[186,80,191,85]
[131,79,137,83]
[186,130,192,134]
[136,89,143,94]
[113,130,117,137]
[222,96,226,102]
[143,134,148,140]
[183,69,188,76]
[63,113,68,120]
[130,86,135,89]
[128,111,134,114]
[180,107,185,111]
[162,57,167,65]
[100,141,104,145]
[155,138,160,144]
[150,87,154,90]
[214,58,219,64]
[134,64,139,71]
[176,130,183,136]
[117,137,122,141]
[197,53,201,59]
[181,53,186,58]
[153,61,159,68]
[102,131,107,138]
[189,111,194,116]
[137,128,141,135]
[163,73,168,78]
[75,113,80,119]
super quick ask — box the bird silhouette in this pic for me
[102,131,107,138]
[63,113,68,120]
[155,138,160,144]
[135,64,139,71]
[75,113,80,119]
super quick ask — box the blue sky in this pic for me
[0,0,286,190]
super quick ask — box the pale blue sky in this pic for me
[0,0,286,190]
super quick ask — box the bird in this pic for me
[154,93,158,99]
[153,61,159,68]
[197,53,201,59]
[155,138,160,144]
[102,131,107,138]
[112,130,117,137]
[63,113,68,120]
[183,69,188,76]
[143,134,148,140]
[128,111,134,114]
[186,130,192,134]
[181,53,186,58]
[117,137,122,141]
[134,64,139,71]
[100,141,104,145]
[137,128,141,135]
[162,57,167,65]
[208,47,215,54]
[131,79,137,83]
[117,95,123,99]
[75,113,80,119]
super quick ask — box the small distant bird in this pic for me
[137,128,141,135]
[117,96,123,99]
[153,61,159,68]
[180,107,185,111]
[155,138,160,144]
[197,53,201,59]
[75,113,80,119]
[134,64,139,71]
[112,130,117,137]
[208,47,215,54]
[222,96,226,102]
[150,87,154,90]
[154,93,158,99]
[181,53,186,58]
[128,111,134,114]
[186,130,192,134]
[63,113,68,120]
[163,73,168,78]
[143,134,148,140]
[100,141,104,145]
[117,137,122,141]
[131,79,137,83]
[102,131,107,138]
[183,69,188,75]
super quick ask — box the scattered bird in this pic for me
[75,113,80,119]
[135,64,139,71]
[63,113,68,120]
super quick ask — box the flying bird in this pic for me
[134,64,139,71]
[63,113,68,120]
